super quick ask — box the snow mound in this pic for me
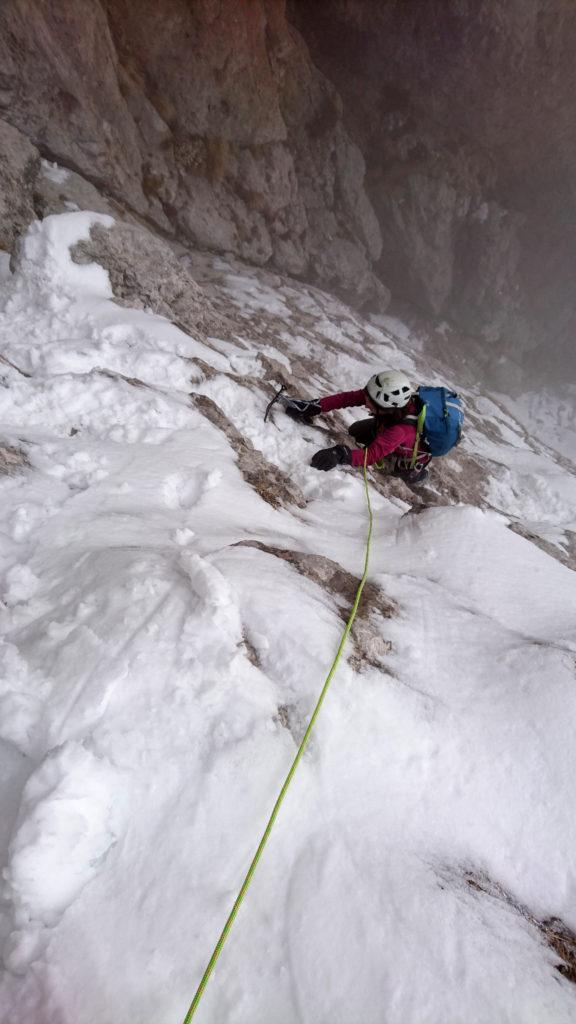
[3,741,127,974]
[12,212,114,303]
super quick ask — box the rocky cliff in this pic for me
[291,0,576,382]
[1,0,575,382]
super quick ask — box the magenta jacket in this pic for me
[319,390,429,468]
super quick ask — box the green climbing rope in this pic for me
[410,403,427,469]
[181,452,373,1023]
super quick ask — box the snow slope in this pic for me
[0,213,575,1024]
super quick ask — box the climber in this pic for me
[285,370,432,485]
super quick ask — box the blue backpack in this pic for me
[410,386,464,465]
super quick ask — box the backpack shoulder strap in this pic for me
[402,392,424,425]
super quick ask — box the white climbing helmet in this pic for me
[365,370,414,409]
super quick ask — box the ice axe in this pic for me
[264,383,289,422]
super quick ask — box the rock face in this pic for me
[71,221,231,340]
[0,120,39,251]
[290,0,576,379]
[0,0,386,309]
[0,0,575,378]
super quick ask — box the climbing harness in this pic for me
[180,451,373,1023]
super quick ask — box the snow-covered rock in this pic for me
[0,211,574,1023]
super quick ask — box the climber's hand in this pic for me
[284,398,322,422]
[310,445,352,471]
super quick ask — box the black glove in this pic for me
[284,398,322,422]
[310,444,352,471]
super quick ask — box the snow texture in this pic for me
[0,213,575,1023]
